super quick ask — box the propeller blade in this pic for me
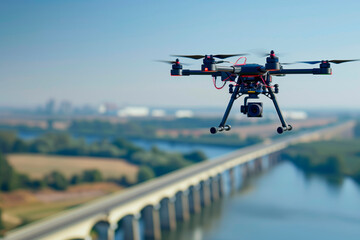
[213,54,248,59]
[292,59,360,65]
[329,59,360,64]
[171,53,248,60]
[296,61,321,65]
[155,60,191,66]
[250,49,283,58]
[171,55,205,60]
[215,60,230,64]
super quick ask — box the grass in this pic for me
[7,153,139,182]
[1,183,122,233]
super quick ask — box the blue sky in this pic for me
[1,0,360,109]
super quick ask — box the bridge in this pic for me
[2,121,354,240]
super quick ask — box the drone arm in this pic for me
[215,66,241,73]
[180,70,222,76]
[270,68,332,75]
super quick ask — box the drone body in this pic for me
[166,51,358,134]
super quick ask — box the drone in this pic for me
[161,51,359,134]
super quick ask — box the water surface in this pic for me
[163,162,360,240]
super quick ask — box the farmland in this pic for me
[7,154,139,182]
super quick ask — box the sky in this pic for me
[1,0,360,110]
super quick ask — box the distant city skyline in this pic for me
[1,0,360,110]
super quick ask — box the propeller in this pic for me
[215,60,230,64]
[171,53,248,60]
[155,59,191,65]
[297,59,360,65]
[283,59,360,65]
[250,49,283,58]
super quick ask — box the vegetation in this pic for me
[1,118,265,147]
[0,208,4,231]
[0,130,207,192]
[282,121,360,183]
[137,166,155,183]
[0,151,28,191]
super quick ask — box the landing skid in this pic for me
[210,74,293,135]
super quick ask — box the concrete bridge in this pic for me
[3,121,354,240]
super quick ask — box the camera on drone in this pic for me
[241,102,263,117]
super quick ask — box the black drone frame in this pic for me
[167,51,356,134]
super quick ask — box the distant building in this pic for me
[175,110,194,118]
[283,111,308,120]
[58,101,72,115]
[117,107,150,117]
[98,103,118,115]
[151,109,166,117]
[45,99,56,115]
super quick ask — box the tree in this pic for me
[137,166,155,183]
[82,169,103,183]
[0,152,20,191]
[183,150,207,163]
[354,121,360,138]
[0,208,4,231]
[325,155,343,175]
[44,171,68,190]
[0,131,17,153]
[70,174,82,185]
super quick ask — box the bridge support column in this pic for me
[188,185,201,214]
[229,167,236,192]
[160,198,177,231]
[123,215,140,240]
[211,177,219,201]
[93,221,111,240]
[269,152,279,167]
[108,223,118,240]
[200,180,211,207]
[218,173,225,197]
[242,162,250,180]
[175,191,190,221]
[143,205,161,240]
[254,157,263,173]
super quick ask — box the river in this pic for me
[162,162,360,240]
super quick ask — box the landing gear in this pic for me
[210,73,293,135]
[210,125,231,134]
[277,125,292,134]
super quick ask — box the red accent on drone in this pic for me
[233,56,247,66]
[204,68,208,71]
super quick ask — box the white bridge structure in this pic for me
[3,121,354,240]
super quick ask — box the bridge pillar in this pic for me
[175,191,190,221]
[254,157,263,173]
[218,173,225,197]
[93,221,111,240]
[160,198,177,231]
[108,223,118,240]
[269,152,279,167]
[143,205,161,240]
[229,167,236,192]
[123,215,140,240]
[200,180,211,207]
[210,177,219,201]
[188,185,201,214]
[242,162,250,180]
